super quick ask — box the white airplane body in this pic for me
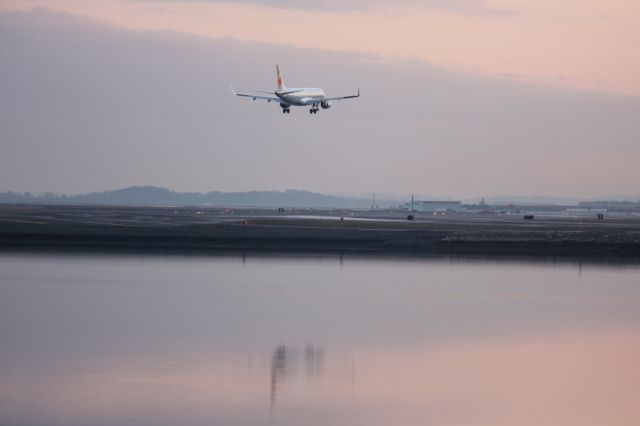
[231,65,359,114]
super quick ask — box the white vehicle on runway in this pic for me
[231,65,359,114]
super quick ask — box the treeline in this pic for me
[578,200,640,211]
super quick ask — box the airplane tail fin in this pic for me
[276,64,286,93]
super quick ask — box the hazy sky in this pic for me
[3,0,639,95]
[0,3,639,198]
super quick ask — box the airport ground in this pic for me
[1,204,639,259]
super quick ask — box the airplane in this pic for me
[231,65,359,115]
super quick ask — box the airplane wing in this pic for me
[325,88,360,101]
[230,87,280,103]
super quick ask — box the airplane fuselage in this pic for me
[276,88,326,106]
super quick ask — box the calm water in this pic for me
[1,252,639,426]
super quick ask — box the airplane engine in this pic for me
[321,101,332,109]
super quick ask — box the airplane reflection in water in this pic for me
[270,345,325,410]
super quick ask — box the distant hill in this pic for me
[0,186,399,208]
[2,187,636,209]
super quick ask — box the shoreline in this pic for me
[1,204,639,260]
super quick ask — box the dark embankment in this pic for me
[1,204,639,259]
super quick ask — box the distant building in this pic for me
[416,201,461,212]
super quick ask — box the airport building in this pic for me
[416,200,461,212]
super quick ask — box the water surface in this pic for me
[1,253,639,425]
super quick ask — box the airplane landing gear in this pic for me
[282,108,290,114]
[309,105,319,114]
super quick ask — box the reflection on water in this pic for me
[0,252,639,426]
[271,345,287,409]
[270,345,325,411]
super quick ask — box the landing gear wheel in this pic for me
[286,109,290,114]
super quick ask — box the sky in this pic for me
[3,0,639,95]
[0,1,639,199]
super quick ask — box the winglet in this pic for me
[230,86,237,96]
